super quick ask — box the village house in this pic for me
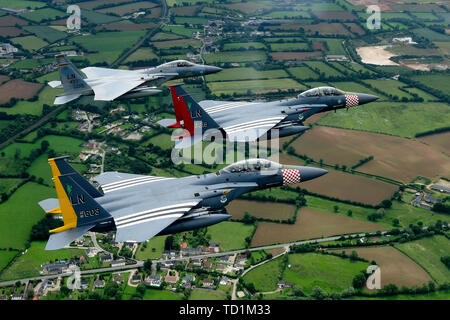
[131,274,141,283]
[145,275,161,287]
[219,276,229,286]
[111,259,126,267]
[80,279,89,290]
[215,264,226,273]
[202,278,215,288]
[93,280,105,289]
[181,247,203,256]
[202,261,212,271]
[277,280,294,289]
[99,254,113,263]
[235,255,247,266]
[208,242,220,253]
[113,276,124,285]
[218,255,232,265]
[164,275,178,284]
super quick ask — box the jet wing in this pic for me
[95,171,202,243]
[80,67,135,78]
[91,79,145,101]
[114,201,200,242]
[223,115,287,142]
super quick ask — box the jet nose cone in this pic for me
[299,166,328,182]
[358,93,379,105]
[204,66,222,74]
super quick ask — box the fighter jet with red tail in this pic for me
[158,85,378,148]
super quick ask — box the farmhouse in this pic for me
[100,254,113,263]
[326,55,348,62]
[202,278,215,288]
[80,279,89,290]
[111,259,126,267]
[164,275,178,284]
[145,275,161,287]
[431,184,450,194]
[93,280,105,289]
[113,276,124,285]
[277,280,294,289]
[131,274,141,283]
[202,261,212,271]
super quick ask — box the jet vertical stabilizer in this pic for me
[45,172,113,250]
[54,54,91,105]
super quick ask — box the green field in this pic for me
[206,221,254,252]
[206,67,288,82]
[411,74,450,96]
[124,47,158,63]
[395,236,450,285]
[189,289,227,300]
[282,253,368,294]
[11,35,48,51]
[318,102,450,138]
[27,153,53,186]
[23,25,67,43]
[174,17,207,25]
[0,178,25,195]
[207,78,303,95]
[0,250,18,272]
[151,32,182,41]
[363,80,413,100]
[0,241,85,281]
[223,42,266,50]
[243,255,285,292]
[0,0,45,9]
[287,66,320,80]
[81,9,121,24]
[135,235,167,260]
[0,183,56,250]
[71,30,146,64]
[304,61,343,78]
[310,38,347,55]
[269,42,310,51]
[2,135,84,159]
[21,8,65,23]
[122,284,182,300]
[162,25,201,38]
[204,51,267,63]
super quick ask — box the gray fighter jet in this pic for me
[39,156,327,250]
[48,55,222,104]
[158,85,378,148]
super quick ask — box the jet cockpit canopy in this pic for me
[161,60,195,68]
[299,86,345,98]
[221,159,281,173]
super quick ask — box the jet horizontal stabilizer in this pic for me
[54,93,82,105]
[48,81,63,89]
[38,198,61,214]
[157,118,178,128]
[45,224,94,250]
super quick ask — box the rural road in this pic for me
[0,261,144,287]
